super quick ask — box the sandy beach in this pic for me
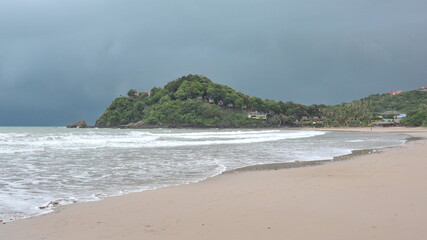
[1,127,427,240]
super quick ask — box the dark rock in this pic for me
[39,201,61,209]
[94,118,106,128]
[67,120,88,128]
[119,121,147,128]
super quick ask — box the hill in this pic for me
[357,90,427,114]
[94,74,427,128]
[322,90,427,127]
[95,74,322,128]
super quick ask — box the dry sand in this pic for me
[1,127,427,240]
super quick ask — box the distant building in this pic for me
[208,97,214,103]
[374,119,399,127]
[418,86,427,91]
[218,100,224,106]
[301,116,308,121]
[247,111,267,120]
[381,111,402,117]
[387,90,404,95]
[227,103,234,108]
[140,92,151,97]
[196,95,203,100]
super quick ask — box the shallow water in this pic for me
[0,127,406,221]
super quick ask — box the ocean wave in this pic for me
[0,127,407,222]
[0,130,325,153]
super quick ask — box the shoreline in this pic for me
[226,148,382,173]
[226,127,424,173]
[1,127,427,239]
[2,128,408,222]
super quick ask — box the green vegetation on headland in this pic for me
[321,90,427,127]
[94,74,427,128]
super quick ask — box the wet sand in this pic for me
[1,127,427,240]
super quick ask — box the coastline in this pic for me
[1,127,426,240]
[226,148,380,173]
[227,126,423,173]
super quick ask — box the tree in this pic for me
[248,96,264,111]
[174,80,192,100]
[402,110,427,126]
[264,100,281,113]
[206,85,226,102]
[127,89,137,97]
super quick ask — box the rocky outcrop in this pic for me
[119,121,148,128]
[94,118,106,128]
[66,120,88,128]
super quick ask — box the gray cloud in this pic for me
[1,0,426,125]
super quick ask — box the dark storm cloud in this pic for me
[1,0,426,125]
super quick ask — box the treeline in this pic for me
[321,101,372,127]
[401,109,427,127]
[95,75,325,127]
[364,90,427,127]
[321,90,427,127]
[95,74,427,128]
[359,90,427,113]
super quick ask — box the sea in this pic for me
[0,127,407,222]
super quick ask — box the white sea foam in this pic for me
[0,129,324,153]
[0,127,407,222]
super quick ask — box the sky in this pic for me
[1,0,426,126]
